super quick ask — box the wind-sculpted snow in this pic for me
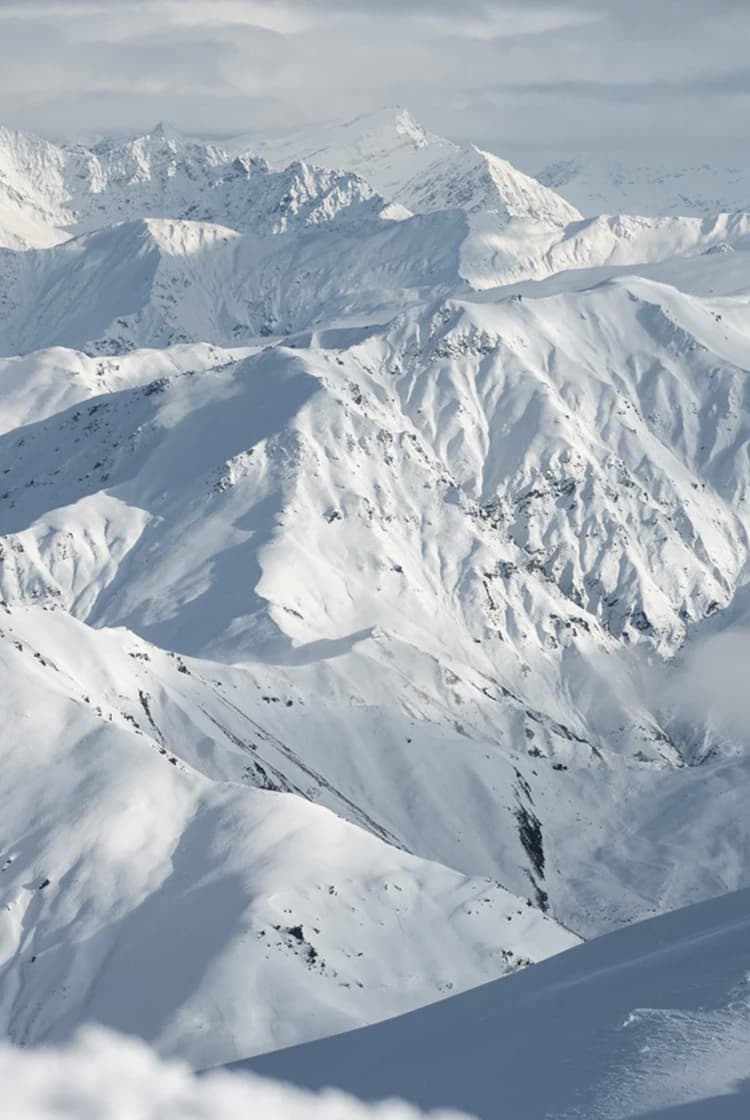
[0,1029,470,1120]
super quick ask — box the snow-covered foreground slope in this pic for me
[1,1029,468,1120]
[3,895,749,1119]
[242,888,750,1119]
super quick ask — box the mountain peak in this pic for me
[150,120,184,142]
[346,105,431,148]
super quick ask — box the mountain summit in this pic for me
[242,106,581,227]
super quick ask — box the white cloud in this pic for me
[0,1027,471,1119]
[657,627,750,753]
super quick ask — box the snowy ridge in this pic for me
[244,107,581,227]
[0,123,394,250]
[0,211,465,353]
[1,107,750,1084]
[4,208,750,356]
[0,603,576,1068]
[536,151,750,218]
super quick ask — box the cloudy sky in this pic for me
[1,0,748,162]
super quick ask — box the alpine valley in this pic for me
[1,107,749,1103]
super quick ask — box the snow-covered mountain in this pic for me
[1,106,750,1084]
[0,122,398,251]
[4,206,750,356]
[4,890,749,1118]
[0,606,576,1069]
[241,107,582,227]
[535,151,750,218]
[244,887,750,1119]
[243,107,750,221]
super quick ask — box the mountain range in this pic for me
[0,106,749,1115]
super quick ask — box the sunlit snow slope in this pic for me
[1,107,750,1073]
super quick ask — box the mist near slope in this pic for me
[635,622,750,761]
[0,1028,469,1120]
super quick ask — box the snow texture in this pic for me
[1,105,750,1096]
[243,889,750,1120]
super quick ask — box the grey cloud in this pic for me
[1,0,749,159]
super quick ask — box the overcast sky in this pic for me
[1,0,748,163]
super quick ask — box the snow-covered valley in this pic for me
[1,106,749,1113]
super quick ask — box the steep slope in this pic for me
[363,275,750,659]
[4,278,750,947]
[0,604,575,1069]
[397,144,581,227]
[241,107,453,202]
[243,107,581,228]
[5,279,749,677]
[0,126,70,250]
[0,123,393,249]
[242,888,750,1120]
